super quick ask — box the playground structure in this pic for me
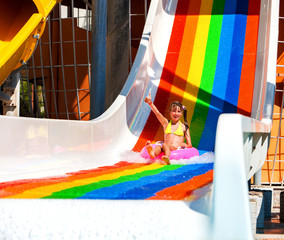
[0,0,281,239]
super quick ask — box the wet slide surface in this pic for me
[0,0,260,201]
[0,162,213,200]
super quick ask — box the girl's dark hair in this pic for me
[169,101,189,135]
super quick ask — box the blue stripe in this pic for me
[198,0,237,151]
[78,163,213,199]
[223,0,249,113]
[115,163,213,199]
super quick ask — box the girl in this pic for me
[144,92,192,164]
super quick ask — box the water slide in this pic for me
[0,0,279,239]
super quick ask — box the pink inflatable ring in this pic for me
[140,144,199,160]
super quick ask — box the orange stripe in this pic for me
[237,0,260,115]
[148,170,213,200]
[0,177,68,198]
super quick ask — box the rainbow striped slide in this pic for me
[133,0,261,153]
[0,0,262,202]
[0,0,278,238]
[0,162,213,200]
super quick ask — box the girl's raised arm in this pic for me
[145,92,168,127]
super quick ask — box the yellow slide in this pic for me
[0,0,60,85]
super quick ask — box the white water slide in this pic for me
[0,0,279,239]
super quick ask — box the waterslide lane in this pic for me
[77,164,212,200]
[196,0,241,151]
[133,0,193,149]
[4,163,164,199]
[0,0,276,238]
[0,162,213,200]
[222,0,249,115]
[0,162,142,198]
[0,0,262,203]
[196,0,261,150]
[133,0,261,152]
[237,0,261,115]
[133,0,205,150]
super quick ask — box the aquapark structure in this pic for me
[0,0,60,85]
[0,0,279,239]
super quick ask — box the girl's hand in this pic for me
[144,90,168,127]
[145,91,152,105]
[180,143,187,149]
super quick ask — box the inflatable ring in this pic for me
[140,144,199,160]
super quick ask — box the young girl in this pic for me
[144,92,192,164]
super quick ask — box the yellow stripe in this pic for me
[182,0,214,123]
[170,4,199,99]
[6,164,163,199]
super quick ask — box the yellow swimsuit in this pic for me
[165,121,184,136]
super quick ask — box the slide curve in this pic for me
[0,0,279,239]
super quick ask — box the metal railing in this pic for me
[269,84,284,186]
[129,0,148,68]
[267,12,284,185]
[21,0,92,120]
[20,0,149,120]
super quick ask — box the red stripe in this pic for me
[237,0,260,115]
[148,170,213,200]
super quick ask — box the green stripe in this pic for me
[43,165,181,199]
[190,0,225,147]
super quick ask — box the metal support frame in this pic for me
[71,0,82,120]
[23,0,92,119]
[59,2,69,119]
[270,83,284,185]
[90,0,107,119]
[128,0,149,68]
[19,0,149,120]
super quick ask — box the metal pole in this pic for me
[39,38,49,118]
[26,64,33,116]
[59,2,70,119]
[129,0,132,69]
[270,84,284,185]
[86,2,91,118]
[90,0,107,119]
[254,168,262,186]
[48,17,59,118]
[145,0,148,20]
[31,55,40,117]
[71,0,82,120]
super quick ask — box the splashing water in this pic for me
[120,151,214,165]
